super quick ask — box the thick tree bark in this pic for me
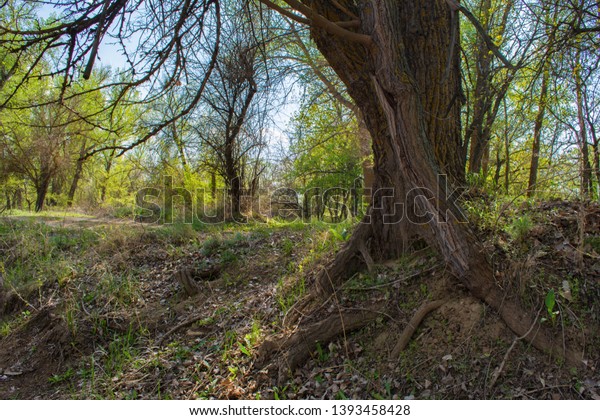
[285,0,581,367]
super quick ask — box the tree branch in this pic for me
[258,0,310,25]
[260,0,373,47]
[445,0,516,70]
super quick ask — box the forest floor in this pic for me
[0,200,599,400]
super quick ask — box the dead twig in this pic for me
[488,304,544,390]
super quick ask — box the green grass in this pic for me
[0,214,362,398]
[3,209,93,219]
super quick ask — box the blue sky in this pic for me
[37,2,131,70]
[35,1,299,155]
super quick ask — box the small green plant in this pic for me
[223,232,246,248]
[162,222,197,243]
[314,342,329,362]
[335,390,349,399]
[281,238,294,256]
[104,327,139,376]
[273,385,289,400]
[48,368,75,384]
[329,227,349,242]
[0,310,32,337]
[542,289,559,325]
[584,236,600,253]
[276,277,306,313]
[201,236,222,256]
[221,330,238,361]
[508,215,533,242]
[220,249,238,264]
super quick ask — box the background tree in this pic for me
[287,99,363,221]
[192,3,274,218]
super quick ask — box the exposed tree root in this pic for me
[157,313,207,346]
[390,299,446,360]
[0,273,5,315]
[483,287,583,367]
[260,221,585,388]
[488,305,542,391]
[258,305,381,385]
[315,222,371,294]
[176,269,199,297]
[174,266,223,298]
[283,224,371,328]
[357,240,375,273]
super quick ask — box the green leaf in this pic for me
[238,342,252,357]
[545,289,556,314]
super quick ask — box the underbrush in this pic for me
[0,204,598,400]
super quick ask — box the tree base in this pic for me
[256,226,585,385]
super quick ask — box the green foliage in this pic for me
[201,236,222,256]
[287,100,364,221]
[48,368,75,384]
[220,249,238,264]
[276,277,306,314]
[508,215,533,242]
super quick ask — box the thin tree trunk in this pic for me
[467,0,493,175]
[527,67,550,197]
[504,99,510,195]
[210,171,217,200]
[101,150,116,203]
[172,122,188,170]
[35,176,51,212]
[589,122,600,199]
[575,57,593,199]
[67,139,88,207]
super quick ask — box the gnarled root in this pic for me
[315,222,372,295]
[284,223,373,329]
[258,305,381,385]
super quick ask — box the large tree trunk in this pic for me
[264,0,581,377]
[308,0,465,262]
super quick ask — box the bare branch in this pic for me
[446,0,516,70]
